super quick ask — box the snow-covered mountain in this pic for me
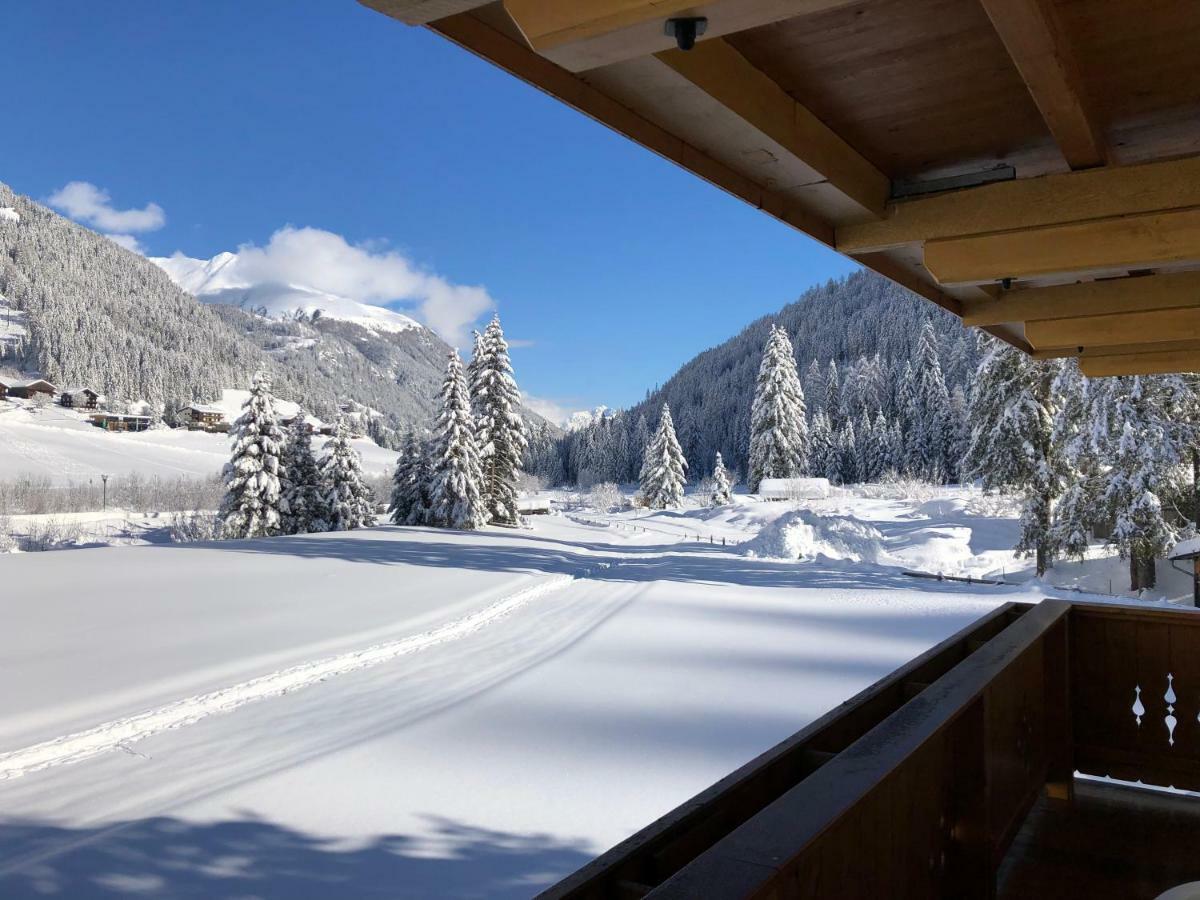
[153,251,422,335]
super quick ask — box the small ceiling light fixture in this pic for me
[664,17,708,51]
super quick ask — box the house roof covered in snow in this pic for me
[373,0,1200,378]
[188,403,225,416]
[1170,537,1200,561]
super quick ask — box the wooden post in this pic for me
[1044,618,1074,802]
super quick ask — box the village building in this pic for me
[59,386,101,409]
[185,403,227,432]
[0,378,57,401]
[89,412,153,433]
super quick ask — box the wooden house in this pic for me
[0,378,56,400]
[59,386,101,409]
[89,412,152,433]
[368,2,1200,896]
[186,403,226,432]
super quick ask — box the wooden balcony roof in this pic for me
[362,0,1200,375]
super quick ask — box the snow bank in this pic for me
[742,509,891,564]
[758,477,830,500]
[914,497,969,518]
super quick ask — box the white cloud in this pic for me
[523,394,591,428]
[47,181,165,233]
[105,233,144,254]
[233,226,495,347]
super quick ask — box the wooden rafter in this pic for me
[656,39,890,218]
[962,272,1200,327]
[428,11,834,245]
[978,0,1106,169]
[1079,348,1200,378]
[924,207,1200,287]
[836,156,1200,255]
[1026,307,1200,351]
[501,0,861,72]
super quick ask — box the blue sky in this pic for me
[5,0,855,418]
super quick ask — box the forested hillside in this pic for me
[0,182,556,445]
[563,270,979,484]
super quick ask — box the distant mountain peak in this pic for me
[152,251,422,335]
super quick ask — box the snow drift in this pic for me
[742,509,891,564]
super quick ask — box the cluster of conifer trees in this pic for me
[219,373,375,539]
[389,315,528,530]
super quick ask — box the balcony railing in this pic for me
[539,598,1200,899]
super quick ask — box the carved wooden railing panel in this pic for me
[1072,604,1200,792]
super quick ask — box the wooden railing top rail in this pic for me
[647,599,1071,898]
[537,601,1030,900]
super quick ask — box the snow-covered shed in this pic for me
[758,477,831,501]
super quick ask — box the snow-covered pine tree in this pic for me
[1100,376,1191,591]
[824,360,842,431]
[280,411,326,534]
[807,411,836,482]
[837,419,858,485]
[963,343,1059,576]
[219,372,286,539]
[430,351,488,529]
[747,325,808,492]
[913,319,951,483]
[389,430,418,525]
[896,361,919,476]
[803,359,826,416]
[466,329,485,418]
[470,315,528,525]
[710,451,733,506]
[1049,361,1096,560]
[640,403,688,509]
[855,408,875,483]
[867,410,891,483]
[319,417,376,531]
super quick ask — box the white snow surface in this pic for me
[0,207,19,224]
[0,403,396,483]
[0,486,1189,897]
[153,251,422,334]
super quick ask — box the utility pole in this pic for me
[101,473,109,511]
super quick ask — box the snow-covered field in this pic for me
[0,487,1183,898]
[0,402,397,483]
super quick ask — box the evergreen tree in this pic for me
[1049,361,1096,560]
[824,360,842,431]
[629,413,652,482]
[389,430,419,525]
[430,351,488,529]
[280,411,326,534]
[912,320,951,483]
[219,372,286,538]
[640,404,688,509]
[1100,377,1190,591]
[710,451,733,506]
[963,344,1058,576]
[747,325,808,491]
[319,417,376,531]
[808,411,836,482]
[803,359,826,416]
[837,419,858,485]
[470,315,528,524]
[855,408,875,483]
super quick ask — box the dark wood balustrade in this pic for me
[540,599,1200,899]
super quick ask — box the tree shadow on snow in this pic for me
[0,814,592,899]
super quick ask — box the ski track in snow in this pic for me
[0,571,586,781]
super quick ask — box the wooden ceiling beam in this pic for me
[1026,306,1200,351]
[962,271,1200,327]
[836,156,1200,255]
[978,0,1106,169]
[924,207,1200,287]
[656,38,890,218]
[501,0,861,72]
[1078,348,1200,378]
[427,11,835,245]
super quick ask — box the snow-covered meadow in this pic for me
[0,483,1173,898]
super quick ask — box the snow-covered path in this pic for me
[0,510,1013,898]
